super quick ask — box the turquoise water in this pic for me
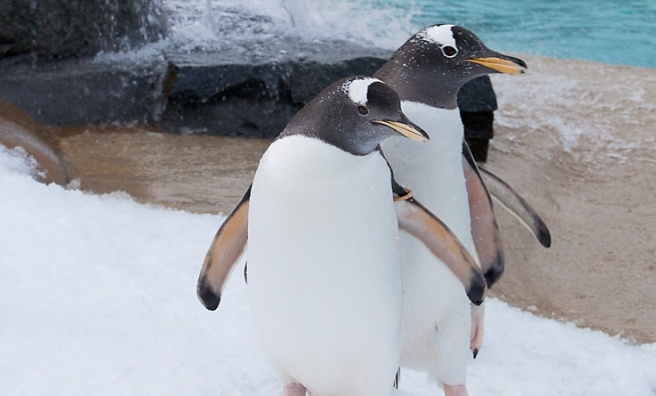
[368,0,656,68]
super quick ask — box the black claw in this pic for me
[473,348,479,359]
[244,262,248,284]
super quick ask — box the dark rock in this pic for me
[159,39,393,137]
[0,2,498,139]
[461,110,495,140]
[289,56,388,104]
[459,76,498,163]
[462,111,494,162]
[0,33,497,140]
[0,0,167,59]
[457,76,497,112]
[0,56,172,126]
[161,97,302,139]
[0,38,393,138]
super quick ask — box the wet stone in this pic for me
[0,56,171,127]
[0,0,167,59]
[0,38,393,138]
[160,40,392,137]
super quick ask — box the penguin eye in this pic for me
[442,45,458,58]
[358,105,369,115]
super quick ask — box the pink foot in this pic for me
[281,383,306,396]
[470,301,485,358]
[444,383,469,396]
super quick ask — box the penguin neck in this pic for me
[261,136,390,186]
[379,101,472,244]
[375,58,461,110]
[380,101,465,193]
[401,101,463,151]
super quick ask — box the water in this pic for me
[162,0,415,52]
[379,0,656,68]
[160,0,656,68]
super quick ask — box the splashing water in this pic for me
[164,0,656,67]
[164,0,417,53]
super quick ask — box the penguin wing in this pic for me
[462,142,505,288]
[393,182,487,306]
[477,166,552,248]
[197,186,251,311]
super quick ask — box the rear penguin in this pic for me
[375,24,538,395]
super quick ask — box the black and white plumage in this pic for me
[375,24,531,395]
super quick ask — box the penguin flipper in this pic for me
[478,166,552,248]
[462,143,505,288]
[393,184,487,306]
[197,186,251,311]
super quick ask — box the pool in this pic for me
[373,0,656,68]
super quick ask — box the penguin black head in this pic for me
[280,76,429,155]
[374,24,527,109]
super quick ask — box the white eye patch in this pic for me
[342,77,382,105]
[419,24,457,49]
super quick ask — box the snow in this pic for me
[1,144,655,395]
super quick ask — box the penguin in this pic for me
[374,24,538,395]
[197,76,487,396]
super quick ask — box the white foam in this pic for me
[342,77,381,105]
[161,0,415,52]
[419,24,456,47]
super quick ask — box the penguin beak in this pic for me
[372,119,430,142]
[467,55,527,75]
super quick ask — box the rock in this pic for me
[160,39,392,138]
[0,0,167,59]
[0,36,502,140]
[0,2,500,139]
[459,76,498,162]
[0,38,392,138]
[0,56,173,126]
[457,76,498,112]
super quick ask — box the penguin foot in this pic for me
[470,302,485,357]
[281,383,306,396]
[444,383,469,396]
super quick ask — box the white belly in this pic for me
[248,135,403,395]
[381,101,471,241]
[380,102,474,383]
